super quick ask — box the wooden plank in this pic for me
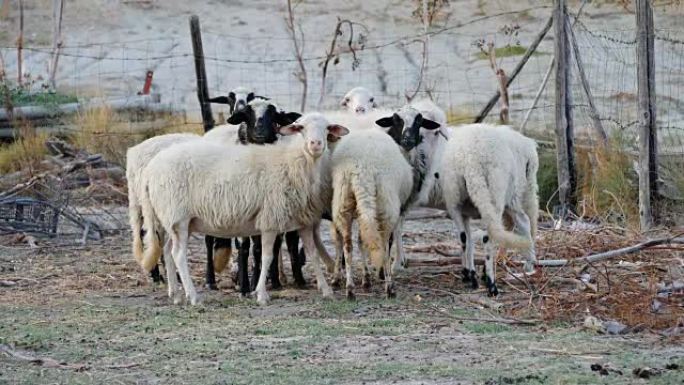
[636,0,658,229]
[189,15,214,132]
[554,0,577,213]
[566,17,608,146]
[474,15,554,123]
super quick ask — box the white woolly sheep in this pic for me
[329,126,415,299]
[439,124,539,296]
[139,113,349,305]
[340,87,377,114]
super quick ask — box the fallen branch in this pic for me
[0,344,88,371]
[428,305,538,325]
[405,256,486,266]
[537,237,684,267]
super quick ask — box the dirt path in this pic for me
[1,222,682,384]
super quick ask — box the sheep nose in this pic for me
[355,106,366,114]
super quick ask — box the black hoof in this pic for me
[293,278,308,289]
[205,283,218,290]
[485,276,499,297]
[150,265,164,284]
[270,281,283,291]
[468,270,479,290]
[331,277,342,289]
[385,282,396,299]
[362,274,372,289]
[346,289,356,301]
[461,268,470,283]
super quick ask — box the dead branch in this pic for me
[429,305,539,325]
[49,0,65,89]
[537,237,684,267]
[317,18,368,108]
[0,344,88,371]
[285,0,307,112]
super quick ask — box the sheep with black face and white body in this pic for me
[377,107,538,296]
[138,113,349,305]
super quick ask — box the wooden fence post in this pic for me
[553,0,577,215]
[48,0,65,90]
[189,15,214,132]
[474,15,553,123]
[636,0,658,229]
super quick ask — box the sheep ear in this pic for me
[227,111,246,125]
[421,118,440,130]
[327,124,350,138]
[375,117,394,128]
[208,96,231,104]
[246,92,255,102]
[276,112,302,126]
[279,124,304,136]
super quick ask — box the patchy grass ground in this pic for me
[1,218,683,385]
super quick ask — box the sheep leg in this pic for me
[342,219,355,300]
[300,227,333,299]
[163,237,181,304]
[204,235,218,290]
[238,237,251,297]
[512,209,536,274]
[359,237,372,289]
[255,232,278,305]
[286,231,307,288]
[450,212,470,284]
[390,219,406,273]
[269,234,283,290]
[480,233,499,297]
[251,235,262,292]
[384,239,396,299]
[463,219,478,289]
[314,227,336,273]
[171,221,199,305]
[149,264,164,284]
[330,224,344,288]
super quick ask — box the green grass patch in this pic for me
[1,86,78,108]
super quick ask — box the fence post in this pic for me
[636,0,658,230]
[553,0,577,214]
[189,15,214,132]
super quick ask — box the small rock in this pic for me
[602,320,628,335]
[583,315,603,332]
[633,367,661,379]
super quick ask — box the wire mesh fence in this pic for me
[0,1,683,212]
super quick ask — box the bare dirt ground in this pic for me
[1,214,683,385]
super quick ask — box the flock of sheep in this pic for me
[126,86,539,306]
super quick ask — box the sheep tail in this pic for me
[129,198,145,265]
[351,173,384,270]
[464,167,531,250]
[140,186,163,272]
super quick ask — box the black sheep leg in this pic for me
[238,237,251,296]
[141,227,164,284]
[269,235,283,290]
[286,231,306,288]
[204,235,218,290]
[250,235,262,292]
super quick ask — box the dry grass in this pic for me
[500,226,684,332]
[0,123,49,174]
[70,106,201,167]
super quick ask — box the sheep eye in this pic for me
[369,98,374,103]
[344,97,350,102]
